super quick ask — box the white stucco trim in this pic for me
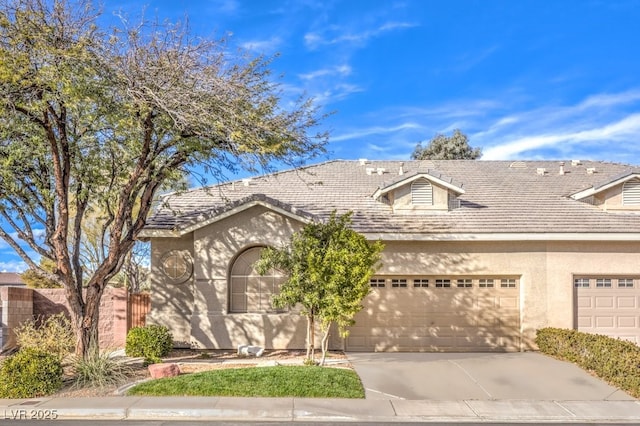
[361,232,640,241]
[139,200,314,237]
[571,173,640,200]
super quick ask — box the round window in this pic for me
[160,250,193,283]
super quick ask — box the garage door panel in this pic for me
[577,297,592,308]
[575,279,640,344]
[595,316,615,327]
[498,297,518,308]
[595,297,614,308]
[427,314,476,327]
[617,316,638,327]
[577,316,593,327]
[617,297,637,308]
[476,297,498,309]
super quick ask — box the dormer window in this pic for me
[570,172,640,211]
[372,169,464,213]
[411,178,433,205]
[622,178,640,205]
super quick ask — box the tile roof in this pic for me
[0,272,24,286]
[143,160,640,236]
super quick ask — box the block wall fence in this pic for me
[0,286,135,353]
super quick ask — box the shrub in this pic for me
[72,349,133,389]
[14,313,75,361]
[125,324,173,364]
[0,349,63,398]
[536,328,640,398]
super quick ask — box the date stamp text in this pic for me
[3,409,58,420]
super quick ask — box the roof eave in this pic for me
[140,199,315,238]
[362,232,640,242]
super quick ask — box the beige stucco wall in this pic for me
[148,206,640,351]
[176,205,318,349]
[147,234,194,347]
[595,185,623,210]
[372,239,640,349]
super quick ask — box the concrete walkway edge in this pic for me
[1,397,640,422]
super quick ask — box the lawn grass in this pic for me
[127,366,365,398]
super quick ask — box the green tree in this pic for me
[0,0,327,358]
[21,258,62,288]
[411,129,481,160]
[256,212,383,365]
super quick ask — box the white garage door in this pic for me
[575,276,640,344]
[347,276,521,352]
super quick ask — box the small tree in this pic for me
[256,212,383,365]
[21,258,62,289]
[411,129,481,160]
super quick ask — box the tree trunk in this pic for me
[73,283,104,358]
[320,324,330,366]
[306,313,316,363]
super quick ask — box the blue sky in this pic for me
[2,0,640,271]
[101,0,640,164]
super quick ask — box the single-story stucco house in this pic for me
[139,159,640,352]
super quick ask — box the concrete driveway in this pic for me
[348,352,636,401]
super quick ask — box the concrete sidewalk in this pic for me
[2,396,640,422]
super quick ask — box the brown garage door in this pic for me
[575,276,640,344]
[347,276,521,352]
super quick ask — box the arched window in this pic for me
[229,247,285,313]
[622,178,640,205]
[411,178,433,205]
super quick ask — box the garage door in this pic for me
[347,276,521,352]
[575,276,640,344]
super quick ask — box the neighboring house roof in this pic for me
[0,272,24,286]
[141,160,640,239]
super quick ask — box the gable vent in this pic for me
[411,178,433,205]
[623,179,640,205]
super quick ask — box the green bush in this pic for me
[125,324,173,364]
[72,349,133,389]
[0,349,63,398]
[14,313,75,361]
[536,328,640,398]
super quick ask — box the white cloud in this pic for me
[577,90,640,110]
[312,83,364,105]
[332,122,423,142]
[304,21,417,50]
[482,111,640,160]
[240,37,282,53]
[299,65,352,81]
[0,260,27,272]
